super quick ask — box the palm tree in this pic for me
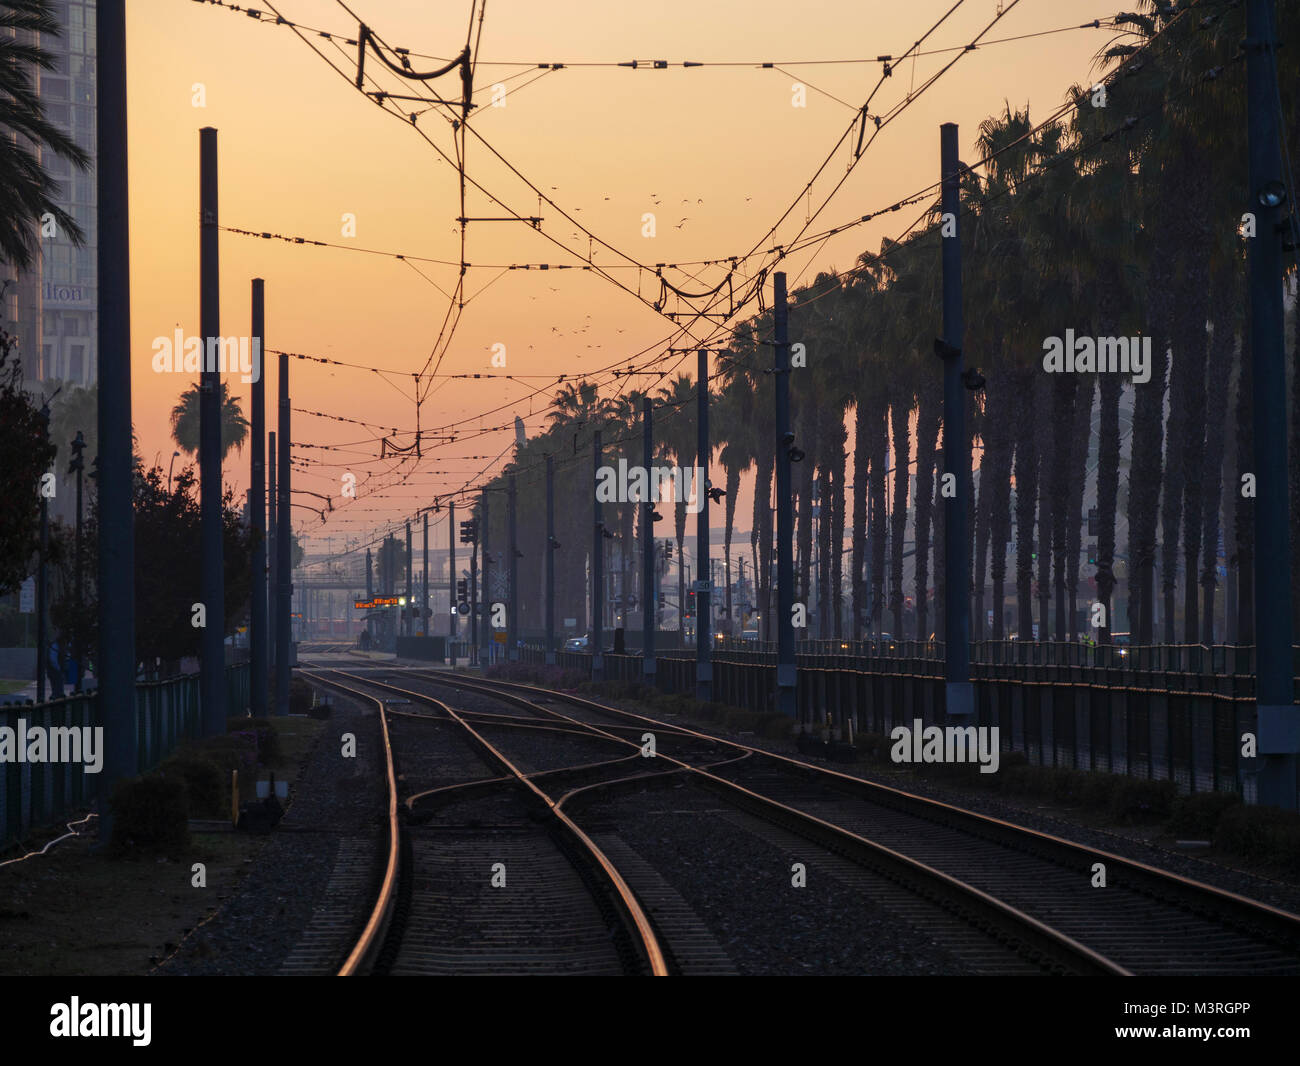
[656,373,697,639]
[170,382,249,462]
[0,1,90,269]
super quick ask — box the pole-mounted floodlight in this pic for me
[1258,180,1287,208]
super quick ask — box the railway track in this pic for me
[310,661,1121,975]
[394,666,1300,977]
[301,666,670,976]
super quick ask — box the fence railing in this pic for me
[519,647,1265,802]
[2,663,250,849]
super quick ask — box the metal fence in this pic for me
[521,646,1267,801]
[1,663,250,848]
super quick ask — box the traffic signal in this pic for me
[1087,540,1098,566]
[664,541,672,561]
[1087,507,1098,537]
[457,579,468,600]
[658,591,666,609]
[686,589,695,618]
[459,519,478,544]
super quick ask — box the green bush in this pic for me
[159,753,226,818]
[198,733,259,774]
[289,677,314,715]
[1107,776,1176,823]
[110,774,190,856]
[227,716,282,765]
[1214,805,1300,873]
[1167,791,1242,838]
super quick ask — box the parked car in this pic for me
[564,635,589,651]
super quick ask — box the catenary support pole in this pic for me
[275,350,291,714]
[199,127,226,734]
[481,493,491,665]
[774,273,796,717]
[592,430,605,682]
[250,279,268,716]
[641,399,656,687]
[546,455,557,665]
[97,0,137,841]
[268,431,277,676]
[696,349,713,702]
[1247,0,1296,808]
[448,500,455,658]
[940,122,974,719]
[508,474,519,662]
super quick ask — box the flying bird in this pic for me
[675,217,690,229]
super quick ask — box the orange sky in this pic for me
[126,0,1124,555]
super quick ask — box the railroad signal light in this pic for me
[1087,540,1098,566]
[1087,507,1098,537]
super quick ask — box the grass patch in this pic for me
[580,680,795,741]
[0,679,29,695]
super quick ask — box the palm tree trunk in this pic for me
[1049,375,1076,640]
[1129,329,1170,646]
[724,462,739,637]
[797,440,814,630]
[816,462,832,637]
[1066,380,1094,640]
[1013,368,1040,638]
[987,373,1014,640]
[913,392,940,639]
[753,449,773,641]
[869,405,888,633]
[1200,276,1236,644]
[889,394,910,634]
[1235,299,1254,644]
[1095,373,1122,644]
[830,428,847,639]
[850,399,869,638]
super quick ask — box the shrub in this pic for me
[110,774,190,856]
[198,733,259,774]
[1107,776,1176,823]
[1214,805,1300,873]
[159,754,226,818]
[289,677,315,715]
[227,716,282,765]
[1167,791,1242,838]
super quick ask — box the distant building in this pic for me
[2,0,97,389]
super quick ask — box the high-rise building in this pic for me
[2,2,97,390]
[37,0,97,389]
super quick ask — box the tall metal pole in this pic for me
[592,430,605,681]
[422,511,429,639]
[696,350,713,701]
[275,350,291,714]
[773,273,796,717]
[508,475,519,662]
[96,0,136,841]
[546,455,556,665]
[448,500,456,655]
[36,404,48,704]
[70,431,85,691]
[405,520,413,640]
[250,279,268,716]
[469,512,479,667]
[641,400,655,686]
[267,431,277,676]
[481,493,491,665]
[940,123,974,719]
[199,127,226,734]
[1248,0,1296,809]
